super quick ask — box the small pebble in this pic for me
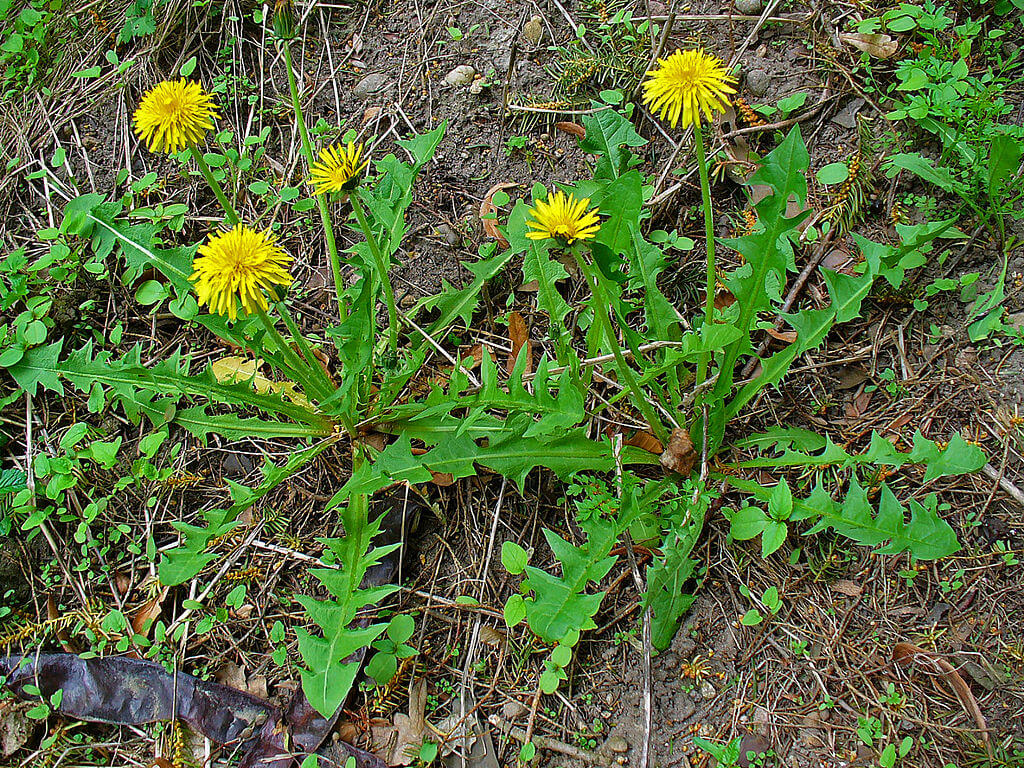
[444,64,476,86]
[522,14,544,44]
[606,735,629,753]
[745,69,770,97]
[734,0,763,14]
[352,72,389,99]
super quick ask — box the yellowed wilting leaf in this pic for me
[506,311,532,375]
[211,355,312,408]
[840,32,898,59]
[479,182,517,249]
[659,428,697,476]
[554,121,585,139]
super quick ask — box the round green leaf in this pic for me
[23,320,47,346]
[0,347,24,367]
[816,162,850,185]
[503,594,526,628]
[539,669,560,694]
[550,643,572,667]
[387,614,416,644]
[135,280,169,306]
[501,541,529,574]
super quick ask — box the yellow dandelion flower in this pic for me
[133,80,219,154]
[641,49,736,129]
[525,190,601,244]
[190,225,293,320]
[308,142,368,195]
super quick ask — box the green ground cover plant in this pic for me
[1,1,1018,765]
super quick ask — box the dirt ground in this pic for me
[1,0,1023,767]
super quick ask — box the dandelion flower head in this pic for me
[133,79,219,154]
[309,142,368,195]
[190,225,293,320]
[641,49,736,129]
[525,190,601,244]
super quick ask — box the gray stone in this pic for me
[352,73,389,99]
[606,735,629,753]
[745,69,770,96]
[831,97,866,128]
[444,65,475,86]
[735,0,763,14]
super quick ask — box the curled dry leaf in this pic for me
[659,428,697,476]
[892,642,992,757]
[479,182,517,250]
[554,121,585,139]
[714,288,737,311]
[766,328,798,344]
[839,32,898,59]
[130,587,168,638]
[624,429,664,455]
[506,311,533,376]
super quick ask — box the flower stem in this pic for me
[254,306,331,401]
[275,300,335,394]
[573,250,669,446]
[350,190,398,355]
[189,144,239,226]
[693,125,716,407]
[280,40,346,321]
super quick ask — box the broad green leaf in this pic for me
[502,541,529,574]
[578,106,646,180]
[6,341,64,396]
[907,432,986,481]
[730,506,769,540]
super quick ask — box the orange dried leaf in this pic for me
[625,430,664,455]
[554,121,585,139]
[479,182,517,249]
[131,589,168,637]
[506,311,532,375]
[766,328,797,343]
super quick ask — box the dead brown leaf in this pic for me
[130,588,167,637]
[554,121,585,139]
[835,365,868,390]
[831,579,863,597]
[479,182,517,250]
[714,288,737,311]
[624,430,664,455]
[506,311,533,375]
[839,32,898,59]
[410,447,455,486]
[766,328,797,343]
[893,642,992,757]
[659,428,697,476]
[388,679,428,766]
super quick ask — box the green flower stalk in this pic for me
[277,33,346,320]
